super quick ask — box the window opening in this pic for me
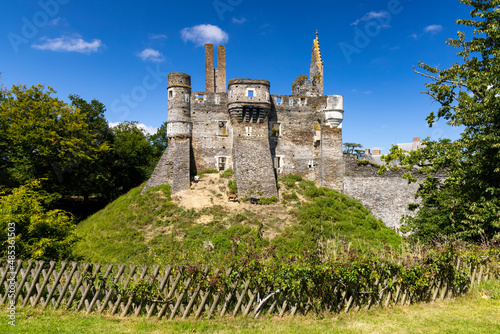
[271,123,281,137]
[218,121,228,136]
[218,157,227,171]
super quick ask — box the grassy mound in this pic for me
[74,174,401,265]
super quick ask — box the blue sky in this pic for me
[1,0,474,153]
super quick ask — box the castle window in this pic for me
[308,160,314,169]
[168,90,173,99]
[198,94,204,101]
[276,97,282,105]
[218,157,227,171]
[185,93,189,102]
[247,90,254,99]
[217,121,228,136]
[245,126,252,136]
[289,98,293,106]
[273,156,283,173]
[271,122,281,137]
[300,97,306,106]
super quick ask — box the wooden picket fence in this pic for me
[1,259,498,319]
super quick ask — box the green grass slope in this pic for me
[74,174,401,265]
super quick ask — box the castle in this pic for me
[144,33,345,198]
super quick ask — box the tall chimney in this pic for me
[216,45,227,93]
[205,44,215,93]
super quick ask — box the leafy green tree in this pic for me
[67,94,113,201]
[0,85,111,197]
[0,179,80,260]
[106,121,154,197]
[147,121,168,170]
[382,0,500,242]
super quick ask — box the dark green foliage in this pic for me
[382,0,500,242]
[259,196,278,205]
[282,192,299,201]
[0,180,80,261]
[357,160,370,166]
[343,142,364,158]
[228,180,238,194]
[220,168,234,178]
[280,174,303,190]
[106,121,154,198]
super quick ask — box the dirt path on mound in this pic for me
[171,173,295,239]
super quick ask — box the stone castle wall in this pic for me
[342,155,422,229]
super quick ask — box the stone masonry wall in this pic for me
[342,155,421,229]
[142,138,191,194]
[232,120,278,198]
[321,127,344,191]
[191,92,232,172]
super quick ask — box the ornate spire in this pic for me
[310,31,323,95]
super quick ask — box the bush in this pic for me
[259,196,279,205]
[357,160,369,166]
[228,180,238,194]
[220,168,234,178]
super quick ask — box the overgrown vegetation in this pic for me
[380,0,500,243]
[74,173,402,266]
[220,168,234,178]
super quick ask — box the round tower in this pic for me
[167,72,192,138]
[228,79,271,122]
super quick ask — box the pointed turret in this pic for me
[309,31,324,95]
[292,31,324,97]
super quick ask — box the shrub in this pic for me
[228,180,238,194]
[259,196,279,205]
[220,168,234,178]
[357,160,369,166]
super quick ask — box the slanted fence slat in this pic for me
[0,258,498,319]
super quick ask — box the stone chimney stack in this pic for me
[372,150,381,156]
[412,136,421,151]
[216,45,226,93]
[365,148,371,155]
[205,44,215,93]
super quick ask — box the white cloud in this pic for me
[351,11,389,26]
[423,25,443,34]
[149,34,167,40]
[138,48,165,63]
[32,35,103,53]
[138,124,158,135]
[232,17,247,24]
[180,24,229,46]
[109,122,158,135]
[364,90,373,95]
[410,33,419,39]
[48,17,61,26]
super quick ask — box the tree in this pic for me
[343,142,363,158]
[0,85,111,197]
[148,121,168,170]
[106,121,154,197]
[382,0,500,242]
[67,94,113,201]
[0,179,80,261]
